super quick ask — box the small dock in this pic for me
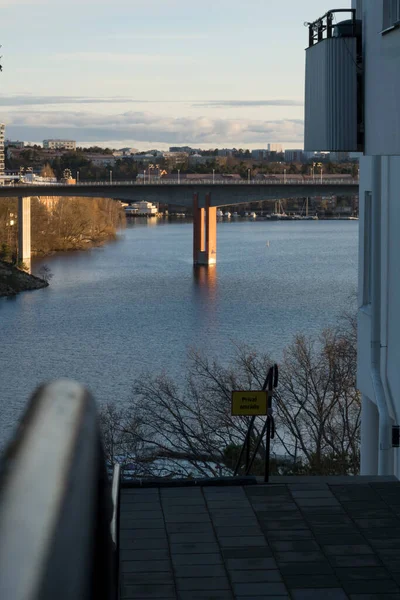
[119,477,400,599]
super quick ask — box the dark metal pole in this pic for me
[264,417,271,483]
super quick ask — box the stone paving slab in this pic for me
[119,478,400,599]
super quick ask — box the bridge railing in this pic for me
[0,380,120,600]
[8,178,359,188]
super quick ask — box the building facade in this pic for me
[267,143,283,153]
[304,0,400,477]
[355,0,400,478]
[43,139,76,151]
[0,124,5,182]
[284,149,303,163]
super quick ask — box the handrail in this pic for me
[110,463,121,596]
[0,380,117,600]
[6,178,359,188]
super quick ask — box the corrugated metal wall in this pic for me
[304,37,358,151]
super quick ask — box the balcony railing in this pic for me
[306,9,357,47]
[0,380,120,600]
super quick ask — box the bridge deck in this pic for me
[119,477,400,599]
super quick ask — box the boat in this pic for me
[217,210,223,218]
[250,212,257,218]
[232,212,239,218]
[269,200,286,220]
[224,212,231,218]
[244,212,250,217]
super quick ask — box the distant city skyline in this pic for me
[1,0,349,149]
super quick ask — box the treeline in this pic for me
[0,197,125,259]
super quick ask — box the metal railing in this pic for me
[0,380,120,600]
[306,9,357,47]
[9,178,359,188]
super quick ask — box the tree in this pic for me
[40,164,56,179]
[99,315,360,477]
[38,264,53,282]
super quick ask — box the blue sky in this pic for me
[0,0,349,149]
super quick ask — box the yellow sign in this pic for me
[231,391,269,416]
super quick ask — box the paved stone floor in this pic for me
[119,477,400,600]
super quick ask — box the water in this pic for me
[0,219,358,446]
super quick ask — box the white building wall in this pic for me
[355,0,400,477]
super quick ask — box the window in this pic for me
[363,192,372,306]
[383,0,400,31]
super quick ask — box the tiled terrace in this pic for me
[119,476,400,600]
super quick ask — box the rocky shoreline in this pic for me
[0,261,48,297]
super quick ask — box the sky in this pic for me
[0,0,350,150]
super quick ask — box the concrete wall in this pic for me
[358,154,400,477]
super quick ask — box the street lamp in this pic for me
[212,169,215,184]
[77,171,80,183]
[320,165,323,184]
[248,168,250,184]
[143,169,146,184]
[109,170,112,184]
[284,168,287,184]
[178,169,180,185]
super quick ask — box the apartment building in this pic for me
[304,1,400,477]
[0,124,5,181]
[43,139,76,151]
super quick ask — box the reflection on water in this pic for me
[193,265,217,298]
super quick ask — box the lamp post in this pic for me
[109,170,112,184]
[248,168,250,184]
[320,165,323,184]
[77,171,80,183]
[284,168,287,184]
[178,169,180,185]
[143,169,146,184]
[212,169,215,184]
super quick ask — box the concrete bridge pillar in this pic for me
[18,196,31,273]
[193,192,217,266]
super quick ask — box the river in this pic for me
[0,218,358,446]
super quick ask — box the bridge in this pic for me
[1,179,358,270]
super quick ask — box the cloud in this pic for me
[3,109,304,146]
[0,95,303,108]
[195,99,304,108]
[0,95,152,106]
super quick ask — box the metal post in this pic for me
[77,171,80,183]
[248,169,250,184]
[284,169,286,184]
[143,169,146,184]
[245,425,251,472]
[178,169,180,185]
[212,169,215,184]
[264,417,271,483]
[109,170,112,184]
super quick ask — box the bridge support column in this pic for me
[18,196,31,273]
[193,193,216,265]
